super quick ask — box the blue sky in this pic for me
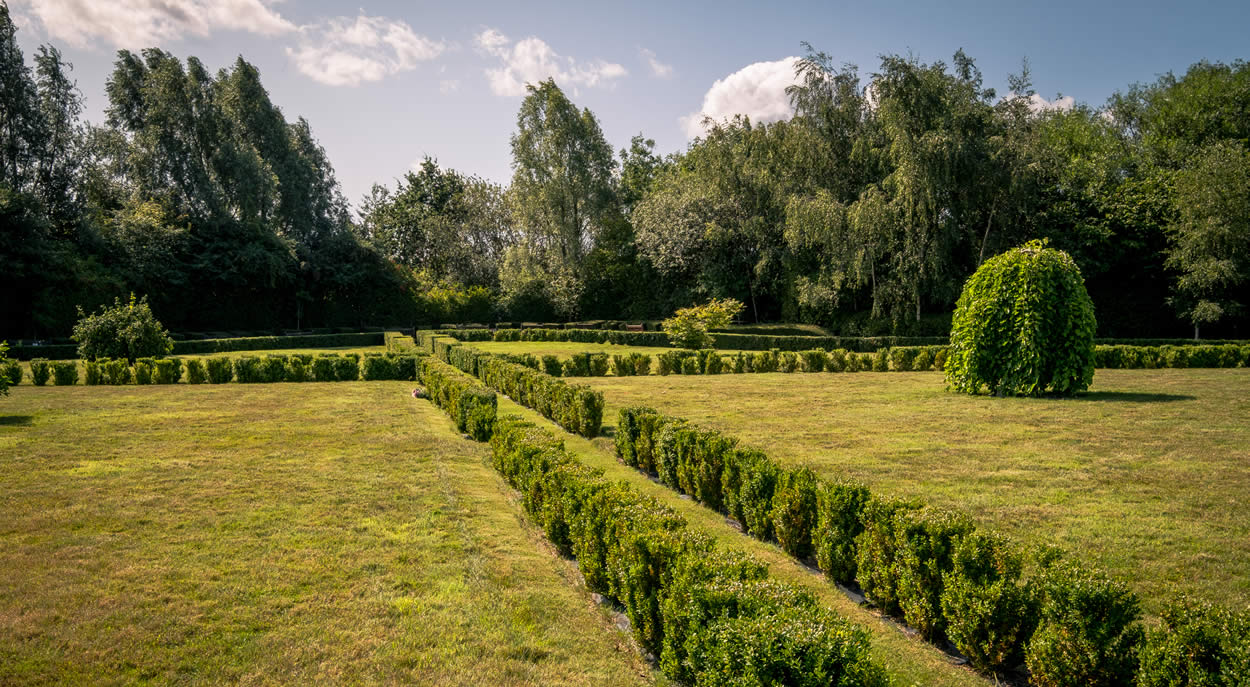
[9,0,1250,211]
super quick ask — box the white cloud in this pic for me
[682,57,800,138]
[439,79,460,94]
[13,0,294,49]
[474,28,627,96]
[1003,92,1076,114]
[1028,93,1075,113]
[640,48,673,78]
[286,14,445,87]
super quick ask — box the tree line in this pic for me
[2,3,1247,339]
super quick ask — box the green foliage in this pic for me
[1025,561,1143,687]
[72,294,173,362]
[418,357,496,440]
[29,359,50,386]
[205,358,233,384]
[361,353,418,381]
[663,298,745,349]
[100,359,132,385]
[133,359,153,384]
[153,358,181,384]
[947,240,1097,396]
[185,359,207,384]
[0,345,17,394]
[1138,597,1250,687]
[541,354,562,377]
[476,357,604,438]
[770,468,820,559]
[51,361,78,385]
[486,415,885,687]
[813,480,871,584]
[939,532,1036,673]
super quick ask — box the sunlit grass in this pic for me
[0,384,659,685]
[580,369,1250,612]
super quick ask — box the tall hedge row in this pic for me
[614,406,1250,684]
[487,415,887,687]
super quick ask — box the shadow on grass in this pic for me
[1082,391,1196,403]
[0,415,34,426]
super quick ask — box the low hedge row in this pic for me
[33,353,419,385]
[417,357,496,440]
[476,357,604,438]
[470,327,673,347]
[710,333,950,353]
[649,347,949,376]
[416,330,605,438]
[614,407,1250,684]
[1094,344,1250,369]
[486,414,887,687]
[171,331,384,355]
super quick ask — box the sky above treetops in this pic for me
[9,0,1249,211]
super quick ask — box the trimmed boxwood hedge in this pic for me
[485,414,886,687]
[417,357,496,440]
[612,405,1243,684]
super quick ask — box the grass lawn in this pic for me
[0,384,660,686]
[581,369,1250,613]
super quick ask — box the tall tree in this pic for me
[0,1,41,191]
[507,79,616,317]
[1166,141,1250,337]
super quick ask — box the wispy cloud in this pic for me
[439,79,460,94]
[474,28,626,96]
[640,47,673,78]
[682,57,800,138]
[13,0,294,49]
[286,14,445,87]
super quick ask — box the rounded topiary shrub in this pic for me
[946,240,1096,396]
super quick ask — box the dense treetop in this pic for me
[1,0,1246,338]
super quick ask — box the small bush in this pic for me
[799,349,826,372]
[0,356,21,387]
[854,498,919,615]
[752,349,779,373]
[153,358,182,384]
[259,356,288,383]
[102,359,132,385]
[83,360,102,385]
[133,359,154,384]
[234,356,263,383]
[827,349,848,372]
[870,349,889,372]
[913,349,933,371]
[813,480,871,584]
[947,240,1097,396]
[663,298,743,349]
[541,354,563,377]
[588,353,609,376]
[611,354,634,376]
[891,507,975,640]
[724,449,780,540]
[285,355,310,382]
[30,359,51,386]
[777,350,798,372]
[681,356,700,375]
[51,361,79,386]
[939,531,1036,672]
[205,357,233,384]
[185,358,207,384]
[1024,561,1143,687]
[1138,596,1250,687]
[771,468,820,559]
[632,353,652,376]
[72,293,174,362]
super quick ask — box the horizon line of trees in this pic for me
[3,1,1247,339]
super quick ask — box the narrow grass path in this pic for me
[495,397,992,687]
[0,384,661,686]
